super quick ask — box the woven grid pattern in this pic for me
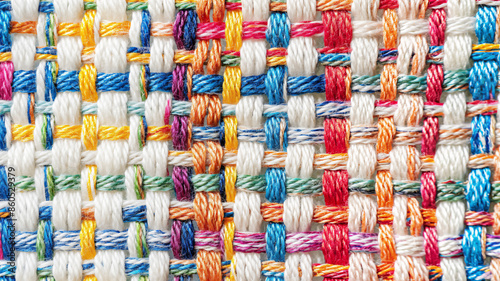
[1,0,499,280]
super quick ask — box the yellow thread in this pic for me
[80,219,96,259]
[99,22,131,37]
[222,67,241,105]
[58,22,80,36]
[83,276,97,281]
[0,52,12,62]
[54,125,82,139]
[267,56,286,67]
[224,166,236,202]
[83,115,97,150]
[86,165,96,201]
[223,220,235,260]
[12,124,34,142]
[34,54,56,61]
[80,64,97,102]
[98,126,130,140]
[127,52,150,64]
[224,116,238,150]
[147,125,172,141]
[174,52,194,64]
[81,10,96,47]
[225,11,242,50]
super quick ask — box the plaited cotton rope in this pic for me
[5,0,500,280]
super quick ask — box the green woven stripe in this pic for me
[96,175,126,191]
[349,178,375,194]
[16,176,35,191]
[286,177,321,194]
[443,69,469,93]
[393,180,420,196]
[192,174,220,192]
[437,180,465,202]
[492,182,500,202]
[236,175,266,192]
[143,175,174,192]
[55,174,80,191]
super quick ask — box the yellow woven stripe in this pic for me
[83,115,97,150]
[225,11,242,51]
[81,10,96,47]
[99,21,131,37]
[80,219,96,259]
[54,125,82,139]
[225,165,236,202]
[58,22,80,36]
[12,124,34,142]
[86,165,96,201]
[98,126,130,141]
[80,64,97,102]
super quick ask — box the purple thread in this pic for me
[172,64,186,101]
[173,166,192,201]
[171,220,182,258]
[173,10,187,49]
[172,116,188,151]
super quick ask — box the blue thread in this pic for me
[469,60,498,100]
[0,6,11,46]
[56,70,80,93]
[192,74,223,94]
[183,10,197,51]
[26,93,32,124]
[219,119,225,146]
[466,5,496,280]
[266,12,290,48]
[149,72,173,92]
[241,74,266,96]
[43,166,50,201]
[467,168,491,212]
[140,10,151,47]
[43,220,54,260]
[45,62,56,100]
[219,166,226,202]
[0,1,11,11]
[476,6,497,44]
[0,167,6,201]
[97,73,130,92]
[287,75,325,95]
[0,116,6,150]
[180,220,195,259]
[38,1,53,13]
[265,117,287,151]
[13,70,36,93]
[265,168,286,203]
[45,114,53,149]
[463,226,484,267]
[265,66,286,105]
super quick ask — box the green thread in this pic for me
[236,175,266,192]
[492,182,500,202]
[436,180,465,202]
[54,174,80,192]
[349,178,375,194]
[143,175,174,192]
[192,174,220,192]
[15,176,35,191]
[46,166,55,200]
[286,177,321,194]
[96,175,126,191]
[393,180,420,196]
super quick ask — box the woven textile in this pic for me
[2,0,499,280]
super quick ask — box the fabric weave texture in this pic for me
[0,0,496,280]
